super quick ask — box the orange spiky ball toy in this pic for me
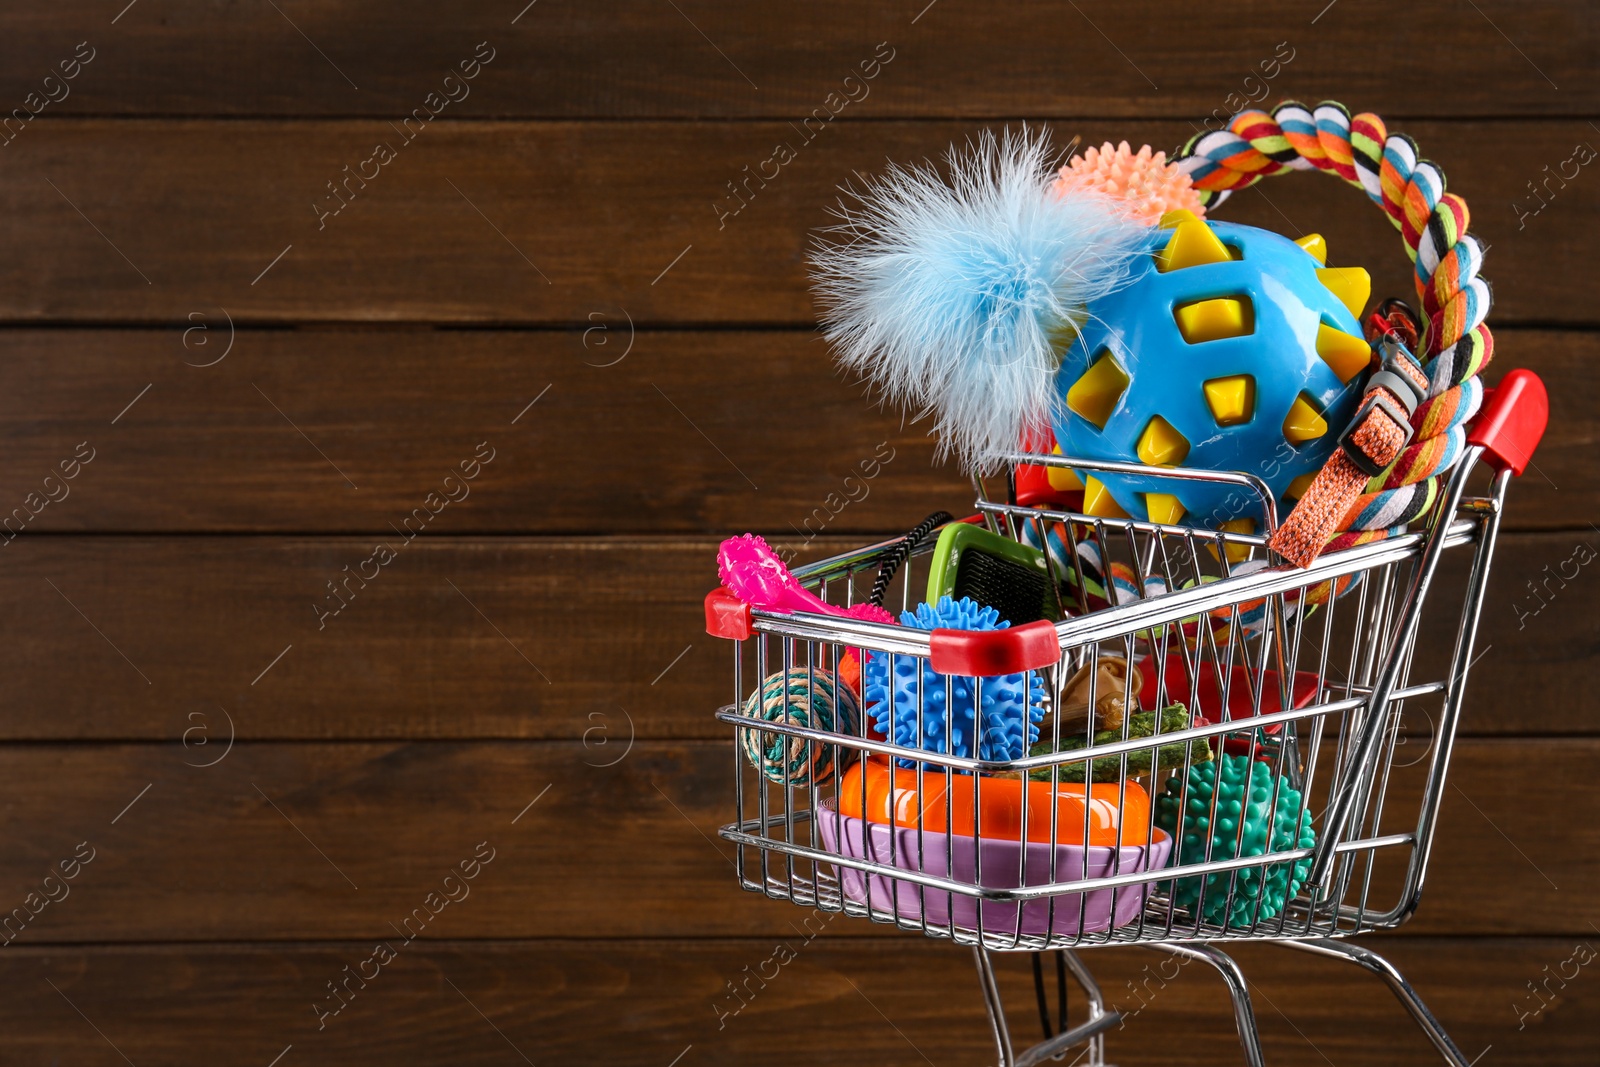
[1052,141,1205,224]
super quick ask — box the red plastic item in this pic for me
[704,587,752,640]
[929,618,1059,677]
[834,650,888,740]
[1014,460,1067,509]
[1136,657,1320,761]
[1014,426,1084,510]
[1466,368,1548,476]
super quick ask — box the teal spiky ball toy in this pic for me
[1155,752,1316,928]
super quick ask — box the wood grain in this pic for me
[0,328,1588,534]
[0,1,1591,117]
[0,327,964,535]
[0,533,1589,742]
[0,121,1591,325]
[0,739,1587,944]
[0,937,1591,1066]
[1,4,1590,1065]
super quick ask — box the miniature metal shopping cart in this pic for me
[707,371,1546,1066]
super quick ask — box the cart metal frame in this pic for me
[711,377,1542,1064]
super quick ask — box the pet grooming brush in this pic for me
[926,522,1059,625]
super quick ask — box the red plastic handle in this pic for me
[929,619,1059,677]
[704,587,752,640]
[1467,368,1548,476]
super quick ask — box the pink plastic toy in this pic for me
[718,534,895,624]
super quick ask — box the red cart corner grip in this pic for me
[704,587,752,640]
[1467,368,1548,476]
[929,619,1059,677]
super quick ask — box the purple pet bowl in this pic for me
[815,800,1172,937]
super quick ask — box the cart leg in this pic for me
[970,947,1121,1067]
[1281,939,1470,1066]
[973,946,1017,1067]
[1151,944,1266,1067]
[1060,950,1112,1066]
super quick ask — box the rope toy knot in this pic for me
[1176,100,1494,562]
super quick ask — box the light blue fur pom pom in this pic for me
[811,128,1149,473]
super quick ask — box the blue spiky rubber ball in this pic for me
[863,595,1045,769]
[1052,213,1372,532]
[1154,752,1317,928]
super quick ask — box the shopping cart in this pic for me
[707,370,1547,1065]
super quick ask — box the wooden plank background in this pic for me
[0,3,1593,1065]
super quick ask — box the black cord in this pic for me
[869,511,954,608]
[1031,952,1054,1039]
[1032,950,1071,1040]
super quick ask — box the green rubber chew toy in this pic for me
[1154,752,1316,928]
[1028,705,1212,782]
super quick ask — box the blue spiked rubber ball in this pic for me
[1052,220,1367,528]
[1154,753,1317,928]
[863,596,1045,769]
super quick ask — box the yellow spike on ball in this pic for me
[1315,323,1373,383]
[1144,492,1187,525]
[1175,297,1253,344]
[1203,375,1255,426]
[1047,444,1083,490]
[1294,234,1328,265]
[1282,395,1328,445]
[1210,518,1257,564]
[1136,415,1191,466]
[1316,266,1371,319]
[1158,217,1233,272]
[1287,472,1317,499]
[1082,476,1131,518]
[1066,352,1130,429]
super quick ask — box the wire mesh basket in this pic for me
[715,470,1496,952]
[706,372,1544,1065]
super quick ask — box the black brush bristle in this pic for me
[953,550,1050,625]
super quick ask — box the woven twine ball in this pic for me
[739,668,860,786]
[1155,752,1317,928]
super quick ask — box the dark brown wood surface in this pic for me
[1,2,1592,1064]
[0,740,1589,944]
[0,121,1592,326]
[0,330,1590,534]
[0,1,1591,117]
[1,938,1592,1066]
[0,532,1589,741]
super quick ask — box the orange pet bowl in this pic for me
[837,758,1151,847]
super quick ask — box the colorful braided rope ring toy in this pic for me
[1176,102,1492,564]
